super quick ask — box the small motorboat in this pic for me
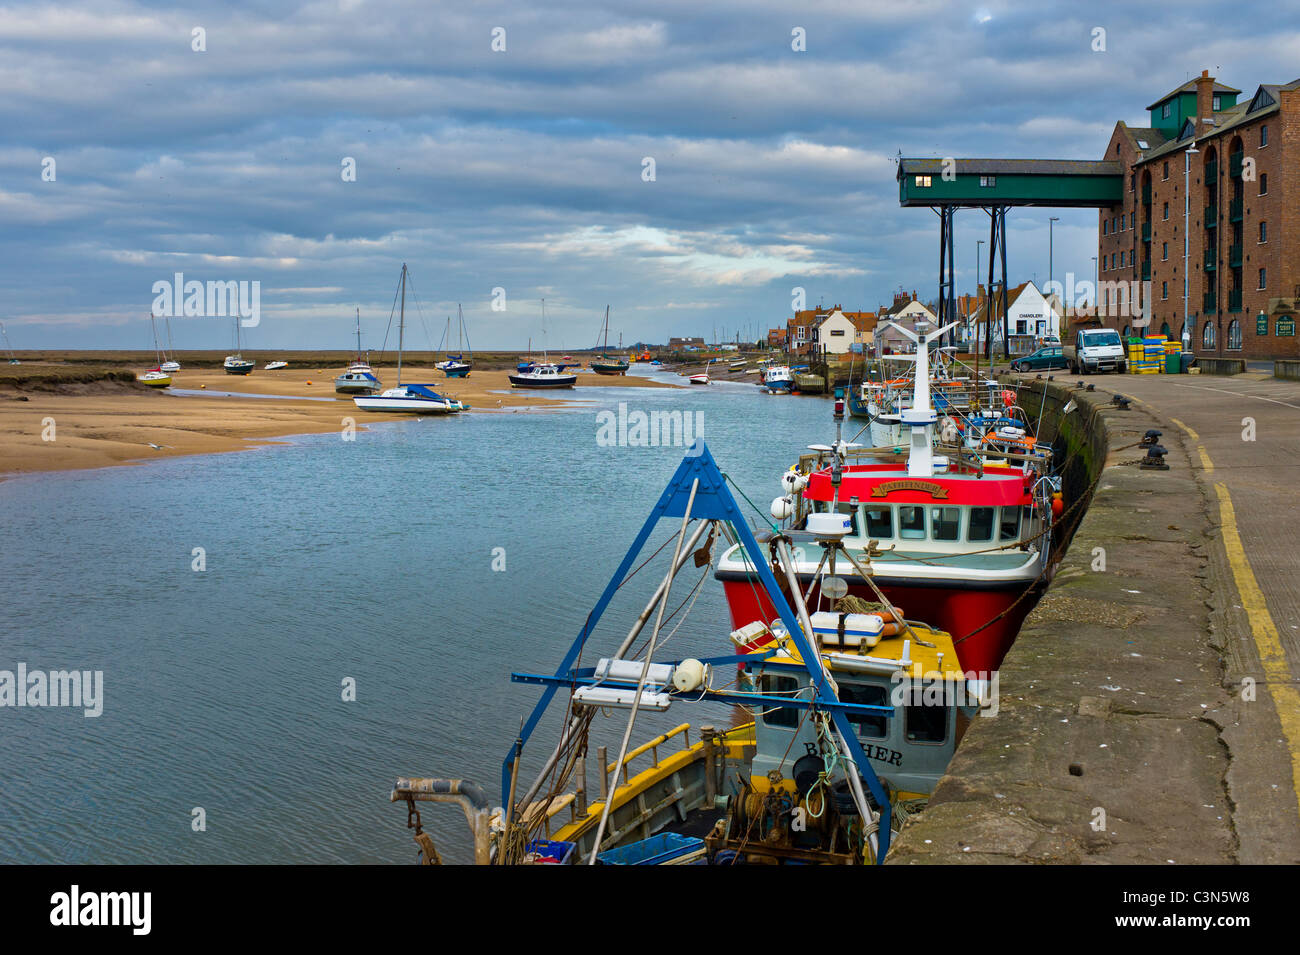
[160,360,180,373]
[509,362,577,389]
[138,369,171,388]
[265,361,288,371]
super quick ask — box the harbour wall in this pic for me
[887,378,1236,863]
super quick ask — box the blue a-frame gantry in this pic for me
[501,439,895,862]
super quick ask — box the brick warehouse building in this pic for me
[1097,71,1299,360]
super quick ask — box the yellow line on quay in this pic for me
[1213,483,1300,818]
[1163,410,1300,818]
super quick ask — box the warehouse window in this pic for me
[980,175,997,187]
[1259,173,1268,195]
[1163,202,1169,220]
[1227,320,1242,350]
[915,175,932,187]
[1259,268,1267,289]
[1162,241,1168,261]
[1261,125,1268,147]
[1203,322,1216,348]
[1260,221,1267,243]
[1163,161,1169,180]
[1162,281,1168,299]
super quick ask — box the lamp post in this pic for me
[1184,146,1199,346]
[1049,216,1059,296]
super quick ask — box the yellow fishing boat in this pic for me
[388,440,987,865]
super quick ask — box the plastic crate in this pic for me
[596,832,707,865]
[526,839,577,864]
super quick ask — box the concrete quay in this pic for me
[888,371,1300,865]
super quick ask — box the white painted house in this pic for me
[813,309,858,355]
[966,281,1063,353]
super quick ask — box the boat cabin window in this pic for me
[899,506,926,540]
[930,506,960,542]
[863,506,893,539]
[840,682,888,739]
[999,506,1021,542]
[760,674,799,728]
[905,702,948,744]
[968,507,995,542]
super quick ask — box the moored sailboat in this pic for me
[335,308,382,396]
[354,265,465,415]
[436,305,473,378]
[590,306,629,375]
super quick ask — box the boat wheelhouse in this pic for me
[763,364,793,393]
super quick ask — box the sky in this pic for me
[3,0,1298,352]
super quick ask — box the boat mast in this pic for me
[150,313,162,365]
[397,263,407,386]
[355,307,363,361]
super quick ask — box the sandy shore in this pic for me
[0,363,681,478]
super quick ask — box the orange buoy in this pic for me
[1051,493,1064,517]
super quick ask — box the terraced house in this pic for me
[1098,70,1299,360]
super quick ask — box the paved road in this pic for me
[1091,370,1300,863]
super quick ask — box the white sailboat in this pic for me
[0,322,17,364]
[138,314,172,387]
[335,307,381,395]
[159,316,180,372]
[354,265,465,415]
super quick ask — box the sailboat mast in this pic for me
[397,263,406,385]
[356,307,362,360]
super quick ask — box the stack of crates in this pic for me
[1126,336,1145,372]
[1130,335,1166,374]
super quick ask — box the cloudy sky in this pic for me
[4,0,1297,352]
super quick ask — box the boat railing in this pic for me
[606,722,692,787]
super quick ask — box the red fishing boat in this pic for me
[714,320,1060,675]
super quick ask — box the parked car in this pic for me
[1011,346,1068,372]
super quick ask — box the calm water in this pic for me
[0,370,839,864]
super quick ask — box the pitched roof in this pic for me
[1146,78,1240,110]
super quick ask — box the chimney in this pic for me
[1194,69,1215,127]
